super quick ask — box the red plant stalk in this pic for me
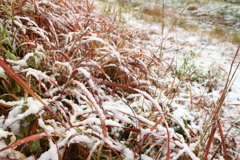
[0,59,53,112]
[217,120,228,160]
[0,133,51,152]
[203,122,217,160]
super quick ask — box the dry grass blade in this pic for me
[58,51,76,70]
[73,80,107,138]
[203,45,240,159]
[142,111,168,144]
[0,59,53,112]
[217,120,228,160]
[99,80,136,93]
[100,78,170,159]
[150,111,168,132]
[133,89,170,160]
[203,122,217,160]
[0,157,19,160]
[0,102,13,108]
[0,133,51,152]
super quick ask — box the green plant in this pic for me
[118,6,126,22]
[177,17,188,28]
[98,0,108,2]
[131,2,142,8]
[171,51,197,80]
[230,31,240,44]
[179,0,201,4]
[210,26,226,38]
[0,0,239,159]
[234,13,240,18]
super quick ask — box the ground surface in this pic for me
[0,0,239,159]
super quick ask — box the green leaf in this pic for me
[23,125,29,136]
[0,94,19,101]
[4,136,11,145]
[22,105,29,111]
[25,114,36,122]
[0,5,11,16]
[0,72,7,79]
[1,45,17,60]
[29,140,42,154]
[1,15,12,20]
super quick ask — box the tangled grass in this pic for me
[0,0,239,160]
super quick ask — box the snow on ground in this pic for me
[120,0,240,157]
[93,0,240,158]
[0,0,239,159]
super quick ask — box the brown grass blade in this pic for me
[150,111,168,132]
[68,70,79,81]
[131,54,153,60]
[100,57,114,67]
[0,133,51,152]
[58,51,76,70]
[203,123,217,160]
[0,102,13,108]
[99,80,136,93]
[217,120,228,160]
[0,59,53,112]
[0,157,19,160]
[72,80,107,138]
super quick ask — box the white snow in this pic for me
[0,0,240,159]
[3,98,44,131]
[7,53,34,67]
[0,128,8,138]
[38,139,58,160]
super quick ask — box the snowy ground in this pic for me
[101,0,240,157]
[0,0,239,159]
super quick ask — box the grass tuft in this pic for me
[0,0,239,159]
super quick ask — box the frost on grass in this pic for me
[0,0,239,159]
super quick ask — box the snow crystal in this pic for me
[3,98,44,130]
[0,115,5,128]
[38,118,54,135]
[82,36,106,44]
[25,156,35,160]
[172,142,200,160]
[7,53,34,66]
[106,120,122,127]
[72,117,100,126]
[0,140,12,158]
[0,67,5,76]
[87,140,102,160]
[140,154,153,160]
[55,61,73,74]
[38,139,58,160]
[77,67,91,78]
[68,134,94,148]
[0,128,8,138]
[123,148,134,160]
[24,68,40,80]
[65,31,82,45]
[90,125,102,134]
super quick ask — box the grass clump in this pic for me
[177,17,198,30]
[139,6,163,23]
[0,0,239,160]
[209,27,240,44]
[131,2,142,8]
[230,31,240,44]
[210,26,226,39]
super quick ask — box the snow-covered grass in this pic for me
[0,0,239,160]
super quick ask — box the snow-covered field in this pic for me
[0,0,239,159]
[95,0,240,158]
